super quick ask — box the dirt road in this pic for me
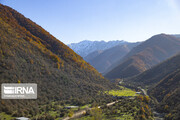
[62,100,120,120]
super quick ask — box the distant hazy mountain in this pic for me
[85,43,140,73]
[105,34,180,79]
[84,50,103,62]
[172,34,180,38]
[126,54,180,120]
[68,40,128,58]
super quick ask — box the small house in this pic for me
[136,92,141,94]
[64,106,78,109]
[16,117,30,120]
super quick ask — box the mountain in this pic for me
[172,34,180,38]
[105,34,180,79]
[85,43,140,73]
[125,54,180,86]
[84,50,103,62]
[150,69,180,120]
[125,54,180,120]
[68,40,128,58]
[0,4,116,117]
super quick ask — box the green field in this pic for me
[0,112,15,120]
[76,114,134,120]
[104,86,137,97]
[80,104,91,109]
[104,114,134,120]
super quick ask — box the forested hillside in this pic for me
[126,54,180,120]
[0,4,116,118]
[125,54,180,86]
[150,68,180,120]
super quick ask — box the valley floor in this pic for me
[0,86,155,120]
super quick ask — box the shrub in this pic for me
[68,110,74,117]
[49,54,60,62]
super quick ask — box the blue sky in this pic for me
[1,0,180,44]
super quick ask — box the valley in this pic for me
[0,85,152,120]
[69,35,180,120]
[61,85,152,120]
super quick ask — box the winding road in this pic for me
[62,100,119,120]
[138,87,148,96]
[63,87,164,120]
[138,87,164,120]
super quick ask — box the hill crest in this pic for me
[105,34,180,79]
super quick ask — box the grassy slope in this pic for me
[104,86,137,97]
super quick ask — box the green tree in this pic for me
[90,107,102,120]
[68,110,74,117]
[143,96,150,103]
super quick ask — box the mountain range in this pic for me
[68,40,128,58]
[68,34,180,119]
[70,34,180,78]
[85,43,140,73]
[105,34,180,79]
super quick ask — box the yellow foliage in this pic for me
[143,96,150,103]
[56,63,60,69]
[17,80,21,83]
[61,62,64,68]
[164,105,169,110]
[30,59,34,64]
[90,107,102,120]
[140,114,146,120]
[50,54,60,62]
[166,113,172,118]
[145,105,149,110]
[1,101,5,105]
[25,36,32,41]
[141,107,145,113]
[166,93,171,97]
[137,95,144,101]
[68,110,74,117]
